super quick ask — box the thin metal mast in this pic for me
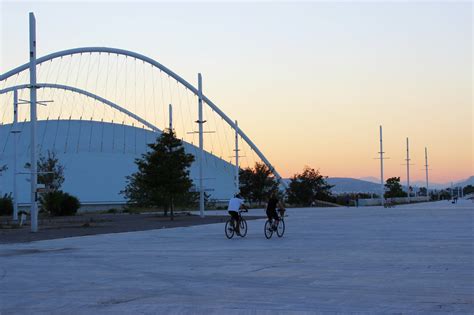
[29,12,38,232]
[235,120,239,194]
[197,73,204,218]
[379,125,385,207]
[169,103,173,131]
[12,89,19,222]
[406,137,411,203]
[424,147,429,201]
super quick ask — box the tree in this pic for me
[286,166,333,206]
[463,185,474,195]
[40,191,80,216]
[239,162,279,205]
[418,187,427,197]
[37,150,65,191]
[33,151,81,216]
[0,193,13,216]
[384,177,407,198]
[121,130,195,220]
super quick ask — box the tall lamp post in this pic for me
[29,12,39,232]
[378,125,385,207]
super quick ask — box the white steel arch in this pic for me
[0,47,285,184]
[0,83,159,132]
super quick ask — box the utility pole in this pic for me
[197,73,204,218]
[29,12,38,232]
[405,137,411,203]
[234,120,240,194]
[12,89,20,222]
[169,103,173,131]
[378,125,385,207]
[424,147,429,201]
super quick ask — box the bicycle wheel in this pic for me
[239,218,248,237]
[225,219,235,239]
[276,219,285,237]
[264,220,273,239]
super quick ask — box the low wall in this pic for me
[358,196,429,206]
[19,199,232,213]
[18,202,127,213]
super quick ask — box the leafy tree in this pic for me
[32,150,80,216]
[384,177,407,198]
[286,166,333,206]
[40,191,80,216]
[0,193,13,216]
[239,162,279,205]
[37,150,65,191]
[238,167,254,201]
[430,189,451,201]
[463,185,474,195]
[418,187,427,196]
[121,130,195,220]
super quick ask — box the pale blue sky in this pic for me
[1,1,472,182]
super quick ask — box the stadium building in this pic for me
[0,120,235,208]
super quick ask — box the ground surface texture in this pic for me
[0,200,472,314]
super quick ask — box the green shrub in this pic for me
[0,193,13,216]
[40,191,62,215]
[40,191,80,216]
[60,193,81,216]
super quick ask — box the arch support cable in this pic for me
[0,83,159,133]
[0,47,285,186]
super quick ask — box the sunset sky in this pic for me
[1,1,472,184]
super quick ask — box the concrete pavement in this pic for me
[0,200,472,314]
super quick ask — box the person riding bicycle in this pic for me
[266,191,285,230]
[227,193,248,235]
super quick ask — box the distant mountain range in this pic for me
[282,176,473,194]
[357,176,473,190]
[455,176,474,187]
[328,178,380,194]
[282,177,381,194]
[358,176,380,184]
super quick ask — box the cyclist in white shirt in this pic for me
[227,193,248,235]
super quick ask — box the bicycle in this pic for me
[225,209,248,239]
[264,209,285,239]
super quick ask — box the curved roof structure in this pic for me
[0,46,285,185]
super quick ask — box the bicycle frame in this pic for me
[235,210,246,225]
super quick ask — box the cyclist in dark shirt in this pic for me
[266,192,285,230]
